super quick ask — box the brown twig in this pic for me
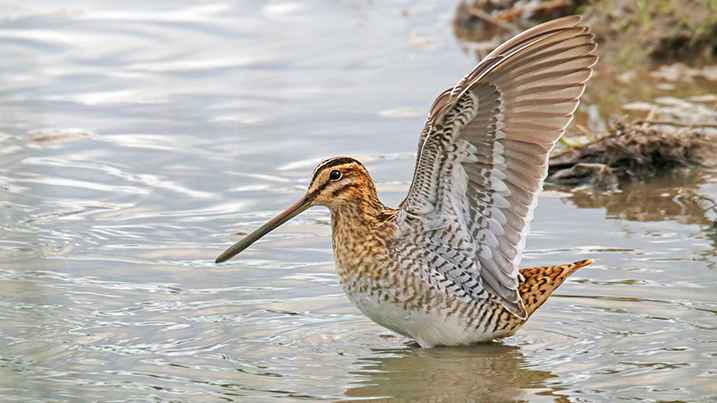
[466,6,518,32]
[572,122,596,141]
[640,106,657,130]
[498,0,574,22]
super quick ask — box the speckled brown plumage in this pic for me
[325,177,594,344]
[483,259,595,339]
[519,259,593,317]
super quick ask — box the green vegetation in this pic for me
[586,0,717,63]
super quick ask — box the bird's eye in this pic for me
[329,170,341,180]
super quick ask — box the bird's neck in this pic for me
[328,195,397,284]
[330,193,394,236]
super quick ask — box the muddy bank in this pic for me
[547,122,717,189]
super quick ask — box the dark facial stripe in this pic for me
[309,171,357,200]
[331,183,359,198]
[308,181,330,199]
[310,157,363,183]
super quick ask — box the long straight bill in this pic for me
[215,196,313,263]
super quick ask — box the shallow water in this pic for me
[1,1,716,402]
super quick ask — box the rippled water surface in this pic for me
[2,1,717,402]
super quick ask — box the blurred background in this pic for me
[0,1,716,402]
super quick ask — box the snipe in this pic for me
[216,16,597,347]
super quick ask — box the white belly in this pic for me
[347,290,516,348]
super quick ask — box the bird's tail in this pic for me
[518,259,594,317]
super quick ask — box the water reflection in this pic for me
[548,169,717,226]
[345,345,563,403]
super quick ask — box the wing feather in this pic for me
[393,16,597,318]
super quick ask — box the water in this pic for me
[1,1,716,402]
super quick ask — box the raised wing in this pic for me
[395,16,597,318]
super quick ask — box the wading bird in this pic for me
[216,16,597,347]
